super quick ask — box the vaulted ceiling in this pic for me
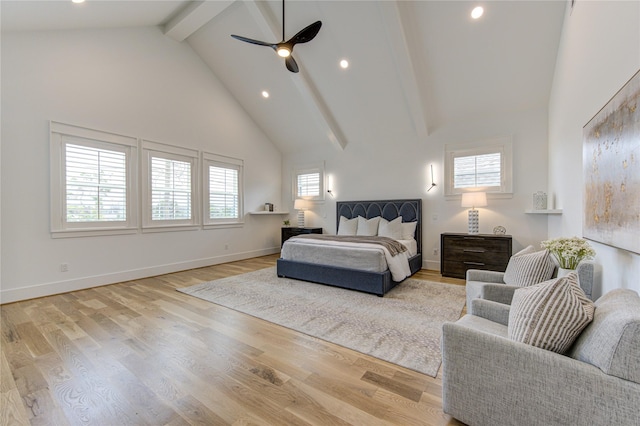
[1,0,566,154]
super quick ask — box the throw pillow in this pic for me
[356,216,380,236]
[503,248,555,286]
[337,216,357,236]
[401,221,417,240]
[508,273,595,353]
[378,216,403,239]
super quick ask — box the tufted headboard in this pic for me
[336,199,422,254]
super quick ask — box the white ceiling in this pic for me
[1,0,566,154]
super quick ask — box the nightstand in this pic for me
[281,227,323,247]
[440,233,512,279]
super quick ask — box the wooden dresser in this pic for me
[440,233,513,279]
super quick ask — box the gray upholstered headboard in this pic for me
[336,199,422,254]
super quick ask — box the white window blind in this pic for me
[209,165,239,219]
[50,121,138,237]
[453,152,501,188]
[65,143,127,222]
[203,153,243,227]
[297,172,320,197]
[150,157,192,220]
[444,137,513,196]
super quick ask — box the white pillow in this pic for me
[378,216,403,239]
[356,216,380,236]
[337,216,357,236]
[401,221,417,240]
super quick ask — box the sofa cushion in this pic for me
[508,273,595,353]
[503,247,555,287]
[569,289,640,383]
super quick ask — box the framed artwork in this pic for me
[583,69,640,254]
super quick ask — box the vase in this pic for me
[557,267,575,278]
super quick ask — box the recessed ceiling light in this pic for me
[471,6,484,19]
[72,0,85,4]
[340,59,349,69]
[261,91,270,98]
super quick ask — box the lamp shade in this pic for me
[294,199,308,210]
[461,192,487,208]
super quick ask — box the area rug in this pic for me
[177,267,466,377]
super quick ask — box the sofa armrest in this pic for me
[442,322,640,426]
[469,299,510,325]
[478,283,518,305]
[576,261,597,300]
[466,269,505,283]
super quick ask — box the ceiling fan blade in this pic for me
[288,21,322,46]
[285,56,299,73]
[231,34,275,48]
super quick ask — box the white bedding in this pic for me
[282,236,416,281]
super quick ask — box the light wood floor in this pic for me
[1,254,466,426]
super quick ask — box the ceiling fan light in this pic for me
[277,47,291,58]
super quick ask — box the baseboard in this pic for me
[423,259,441,272]
[0,247,281,304]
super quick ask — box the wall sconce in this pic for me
[427,164,437,192]
[293,199,309,227]
[461,192,487,234]
[326,174,335,197]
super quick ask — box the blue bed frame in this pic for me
[276,199,422,296]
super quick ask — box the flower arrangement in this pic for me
[540,237,596,269]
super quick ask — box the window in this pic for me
[142,140,199,230]
[445,137,513,196]
[203,153,243,227]
[50,122,138,237]
[293,162,324,201]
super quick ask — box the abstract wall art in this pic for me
[583,69,640,254]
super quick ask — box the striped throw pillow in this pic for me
[503,248,555,286]
[508,273,595,353]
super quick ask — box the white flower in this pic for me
[540,237,596,269]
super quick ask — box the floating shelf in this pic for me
[525,209,563,215]
[249,211,289,215]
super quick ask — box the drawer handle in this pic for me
[464,261,485,266]
[463,237,485,240]
[463,249,486,253]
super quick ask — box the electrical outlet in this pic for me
[60,263,69,272]
[224,244,229,250]
[432,214,438,221]
[433,248,439,256]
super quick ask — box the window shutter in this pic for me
[454,152,501,188]
[65,143,127,222]
[297,172,320,197]
[150,157,192,220]
[209,166,239,219]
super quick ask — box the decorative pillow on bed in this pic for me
[337,216,358,236]
[378,216,403,240]
[401,221,417,240]
[356,216,380,236]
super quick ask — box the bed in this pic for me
[276,199,422,296]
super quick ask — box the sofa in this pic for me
[441,288,640,426]
[465,260,597,310]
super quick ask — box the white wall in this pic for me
[282,106,551,271]
[548,1,640,298]
[1,27,284,303]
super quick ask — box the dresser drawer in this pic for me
[441,233,512,279]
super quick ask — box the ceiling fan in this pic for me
[231,0,322,73]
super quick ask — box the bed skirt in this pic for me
[276,254,422,297]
